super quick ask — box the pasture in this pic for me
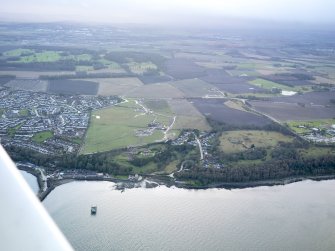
[143,99,172,115]
[81,99,176,154]
[220,130,293,153]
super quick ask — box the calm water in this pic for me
[20,170,39,194]
[43,180,335,251]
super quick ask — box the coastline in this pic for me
[174,175,335,189]
[18,165,335,201]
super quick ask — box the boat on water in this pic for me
[91,206,97,215]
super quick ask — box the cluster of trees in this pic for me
[39,72,135,80]
[219,147,267,162]
[5,142,196,175]
[174,118,335,185]
[130,144,196,170]
[208,119,296,137]
[0,60,77,71]
[262,73,315,88]
[5,145,131,175]
[104,51,166,69]
[175,154,335,185]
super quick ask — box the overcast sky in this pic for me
[1,0,334,25]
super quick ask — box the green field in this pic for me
[32,131,53,143]
[3,48,34,57]
[81,100,176,154]
[220,130,294,153]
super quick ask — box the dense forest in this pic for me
[175,154,335,184]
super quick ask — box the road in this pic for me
[163,116,176,141]
[195,135,204,160]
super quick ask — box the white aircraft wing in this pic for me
[0,145,74,251]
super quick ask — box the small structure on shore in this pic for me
[91,206,97,215]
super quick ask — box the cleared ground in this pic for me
[170,78,218,97]
[125,83,184,99]
[5,79,48,92]
[220,130,294,153]
[164,58,207,80]
[250,101,335,121]
[193,99,272,127]
[96,78,144,96]
[224,100,248,112]
[0,70,75,78]
[48,79,99,95]
[168,99,211,131]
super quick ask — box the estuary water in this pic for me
[43,180,335,251]
[20,170,39,194]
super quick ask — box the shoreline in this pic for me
[17,165,335,200]
[18,166,335,201]
[174,175,335,189]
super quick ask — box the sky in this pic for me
[1,0,334,25]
